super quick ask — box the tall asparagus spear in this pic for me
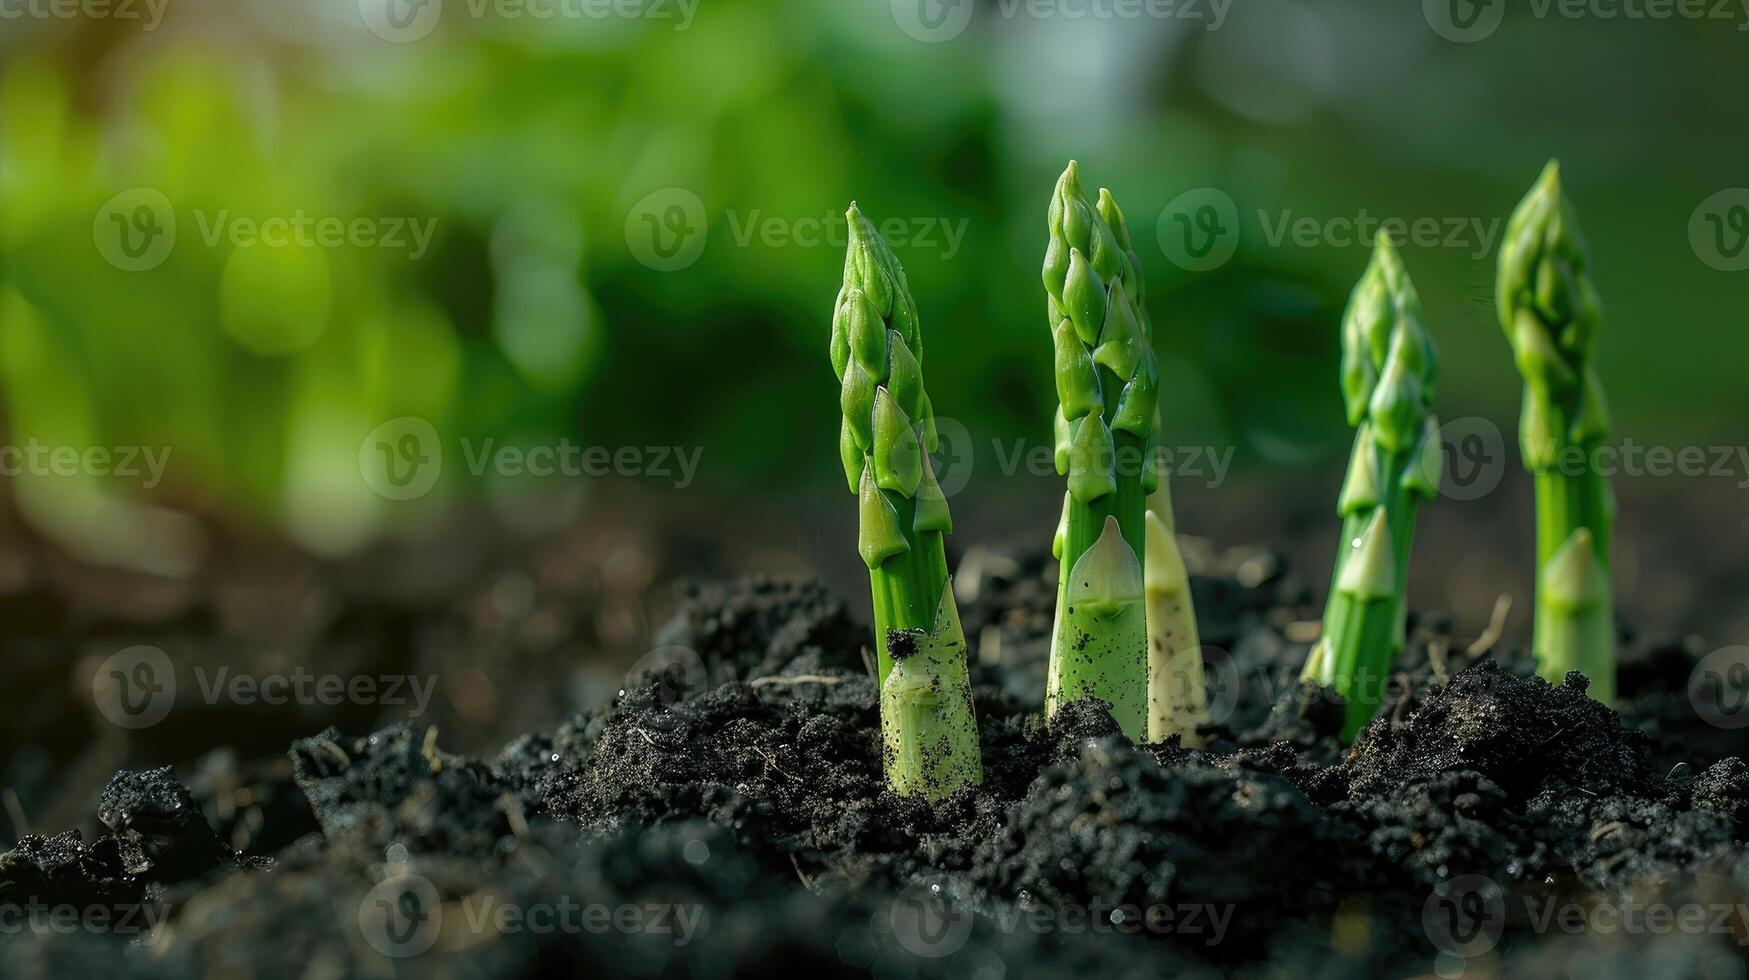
[831,203,981,800]
[1300,235,1441,740]
[1041,162,1159,741]
[1496,162,1615,704]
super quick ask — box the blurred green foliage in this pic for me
[2,1,1745,560]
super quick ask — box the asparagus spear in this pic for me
[1041,162,1159,741]
[1496,161,1615,704]
[1300,234,1441,740]
[831,203,981,799]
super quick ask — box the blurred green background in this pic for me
[2,0,1746,567]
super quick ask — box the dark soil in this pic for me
[4,544,1748,979]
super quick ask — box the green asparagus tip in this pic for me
[1539,158,1561,193]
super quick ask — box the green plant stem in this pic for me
[1039,162,1157,741]
[1532,466,1615,702]
[1298,235,1439,741]
[868,507,948,688]
[833,202,981,799]
[1497,160,1615,703]
[1310,462,1420,739]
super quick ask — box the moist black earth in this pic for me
[3,555,1748,979]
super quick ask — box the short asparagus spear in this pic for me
[831,203,981,799]
[1145,488,1207,744]
[1041,162,1158,741]
[1497,161,1615,704]
[1300,235,1441,739]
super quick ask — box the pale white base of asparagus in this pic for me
[880,578,983,801]
[1145,508,1208,745]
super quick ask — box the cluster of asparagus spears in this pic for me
[831,161,1615,799]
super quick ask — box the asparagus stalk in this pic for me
[1041,162,1159,741]
[1496,161,1615,704]
[831,203,981,799]
[1301,235,1441,740]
